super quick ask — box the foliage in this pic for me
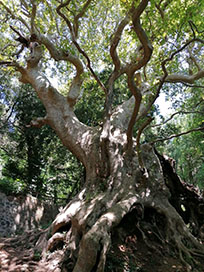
[0,177,23,195]
[0,72,83,201]
[164,112,204,189]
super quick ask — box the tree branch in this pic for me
[0,0,30,31]
[155,3,164,19]
[126,74,142,150]
[165,70,204,84]
[56,1,107,94]
[162,38,204,78]
[151,127,204,144]
[181,82,204,88]
[102,14,131,139]
[136,79,165,122]
[26,116,49,128]
[128,0,153,74]
[0,60,25,75]
[189,20,204,37]
[188,47,201,71]
[152,110,204,128]
[73,0,93,37]
[110,15,130,71]
[126,0,153,151]
[30,1,37,34]
[38,34,84,106]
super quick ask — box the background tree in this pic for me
[0,0,204,271]
[0,72,83,200]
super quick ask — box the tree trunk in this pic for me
[38,142,204,272]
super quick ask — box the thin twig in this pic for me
[151,127,204,144]
[0,0,30,31]
[152,110,204,128]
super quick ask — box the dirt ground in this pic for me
[0,230,62,272]
[105,234,191,272]
[0,231,203,272]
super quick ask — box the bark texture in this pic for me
[35,143,204,272]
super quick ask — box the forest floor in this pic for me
[0,229,203,272]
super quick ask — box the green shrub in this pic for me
[0,177,25,195]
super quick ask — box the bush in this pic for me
[0,177,25,195]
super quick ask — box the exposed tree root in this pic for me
[152,198,204,271]
[43,193,203,272]
[1,147,200,272]
[39,148,204,272]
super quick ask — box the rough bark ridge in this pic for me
[1,0,204,271]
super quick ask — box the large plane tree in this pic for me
[0,0,204,271]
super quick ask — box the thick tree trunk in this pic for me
[6,39,203,272]
[37,143,204,272]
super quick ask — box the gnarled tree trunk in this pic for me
[38,142,204,272]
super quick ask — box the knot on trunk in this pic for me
[27,44,43,68]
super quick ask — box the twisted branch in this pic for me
[56,1,107,94]
[126,0,153,150]
[110,15,130,71]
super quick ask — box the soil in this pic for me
[0,230,203,272]
[105,234,191,272]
